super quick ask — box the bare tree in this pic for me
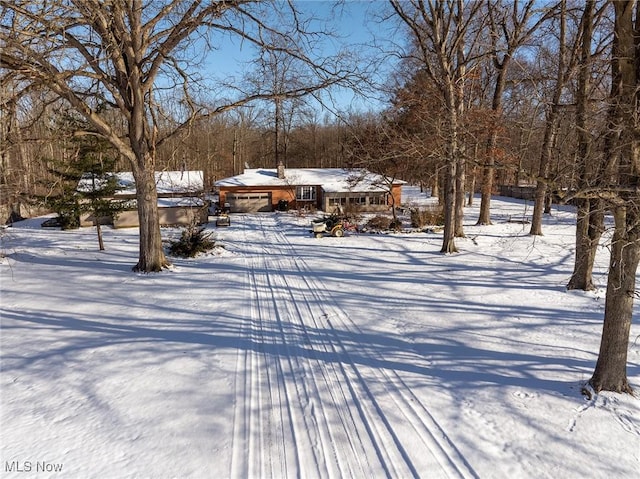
[344,113,410,221]
[566,0,610,291]
[476,0,553,225]
[529,0,585,235]
[587,0,639,395]
[0,0,350,271]
[389,0,485,253]
[249,36,306,169]
[530,1,566,235]
[0,81,63,222]
[1,1,236,271]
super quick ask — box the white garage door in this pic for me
[226,193,272,213]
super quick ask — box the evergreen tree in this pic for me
[42,115,125,249]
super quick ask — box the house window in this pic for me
[349,196,367,205]
[296,186,316,201]
[328,197,346,206]
[369,194,388,205]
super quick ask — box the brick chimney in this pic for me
[277,161,285,179]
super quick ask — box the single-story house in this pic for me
[77,170,208,228]
[215,165,404,213]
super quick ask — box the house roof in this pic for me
[215,168,405,193]
[77,171,204,195]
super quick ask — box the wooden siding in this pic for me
[111,206,207,229]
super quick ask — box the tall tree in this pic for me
[588,0,639,395]
[530,0,568,235]
[382,66,448,198]
[251,38,305,169]
[0,0,348,271]
[566,0,609,291]
[389,0,485,253]
[529,0,585,236]
[476,0,552,225]
[344,113,410,221]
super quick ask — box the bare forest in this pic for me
[1,0,639,394]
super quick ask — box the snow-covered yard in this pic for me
[1,189,639,478]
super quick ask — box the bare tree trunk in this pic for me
[568,199,603,290]
[275,98,281,167]
[94,216,105,251]
[454,4,466,239]
[467,163,476,207]
[477,131,496,224]
[443,80,461,251]
[544,190,553,214]
[568,0,603,291]
[531,0,569,236]
[132,167,168,272]
[589,206,638,394]
[441,160,458,253]
[530,114,558,235]
[454,154,466,237]
[589,0,639,395]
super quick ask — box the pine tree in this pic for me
[42,114,125,249]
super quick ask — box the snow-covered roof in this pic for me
[77,171,204,195]
[215,168,405,193]
[157,197,206,208]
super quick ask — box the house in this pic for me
[77,170,208,228]
[215,165,404,213]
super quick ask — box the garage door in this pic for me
[226,193,272,213]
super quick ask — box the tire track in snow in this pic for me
[262,244,400,477]
[255,215,406,478]
[270,215,479,479]
[230,215,398,478]
[229,257,251,479]
[261,215,389,477]
[230,215,477,478]
[231,215,301,478]
[281,223,478,478]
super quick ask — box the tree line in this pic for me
[1,1,638,395]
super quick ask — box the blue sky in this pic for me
[201,1,398,115]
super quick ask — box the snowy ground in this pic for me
[1,188,639,479]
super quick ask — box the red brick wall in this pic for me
[390,184,403,206]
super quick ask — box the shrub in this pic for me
[51,198,81,230]
[410,205,444,228]
[366,215,392,230]
[364,215,403,231]
[389,218,403,231]
[168,224,216,258]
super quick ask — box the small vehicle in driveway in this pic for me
[216,214,230,227]
[311,215,344,238]
[214,202,231,227]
